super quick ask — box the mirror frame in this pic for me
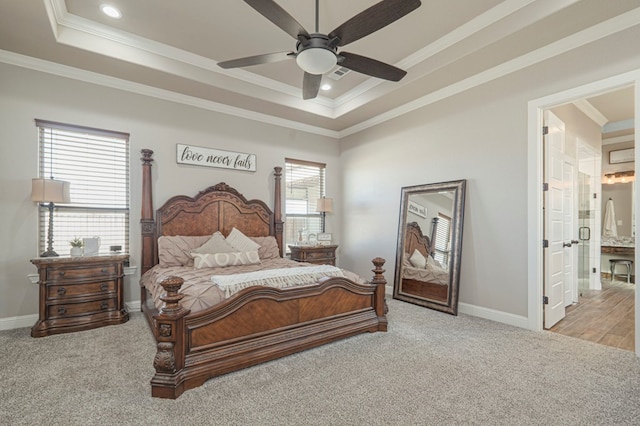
[392,180,466,315]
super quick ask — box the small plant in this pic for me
[69,237,84,248]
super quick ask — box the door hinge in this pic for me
[543,183,549,191]
[543,296,549,305]
[593,193,597,199]
[543,239,549,248]
[542,126,549,135]
[592,267,596,273]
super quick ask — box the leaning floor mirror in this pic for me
[393,180,466,315]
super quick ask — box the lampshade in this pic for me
[31,178,71,203]
[296,48,337,75]
[316,197,333,213]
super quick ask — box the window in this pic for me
[433,213,451,268]
[284,158,326,251]
[36,120,130,255]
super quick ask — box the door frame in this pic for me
[527,69,640,355]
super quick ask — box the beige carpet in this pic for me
[1,298,639,425]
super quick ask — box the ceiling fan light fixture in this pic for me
[296,48,337,75]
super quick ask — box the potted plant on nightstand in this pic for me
[69,237,83,256]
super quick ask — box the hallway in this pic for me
[549,280,635,351]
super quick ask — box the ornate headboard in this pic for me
[405,221,435,259]
[140,149,284,274]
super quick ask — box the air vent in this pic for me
[327,66,351,80]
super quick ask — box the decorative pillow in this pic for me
[250,236,281,260]
[192,251,261,269]
[226,227,261,252]
[192,231,237,254]
[409,249,427,269]
[158,235,210,267]
[426,255,444,269]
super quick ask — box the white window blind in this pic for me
[36,119,130,256]
[284,158,326,251]
[433,214,451,267]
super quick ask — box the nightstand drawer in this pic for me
[47,297,116,319]
[46,264,117,282]
[47,280,116,300]
[304,250,333,260]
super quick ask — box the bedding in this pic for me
[141,257,365,312]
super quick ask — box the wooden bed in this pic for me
[401,222,448,301]
[139,149,388,399]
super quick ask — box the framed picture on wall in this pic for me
[609,148,634,164]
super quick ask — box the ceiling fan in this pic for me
[218,0,422,100]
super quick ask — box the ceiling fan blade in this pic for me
[339,52,407,81]
[328,0,421,47]
[218,51,294,69]
[244,0,309,39]
[302,72,322,100]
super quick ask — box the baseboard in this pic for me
[0,314,38,331]
[458,302,530,330]
[125,300,141,312]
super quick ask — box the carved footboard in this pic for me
[149,258,387,399]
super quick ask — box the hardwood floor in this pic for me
[549,279,635,351]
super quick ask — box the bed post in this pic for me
[141,149,156,275]
[151,276,191,399]
[371,257,389,330]
[273,166,284,257]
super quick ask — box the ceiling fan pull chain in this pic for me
[315,0,319,33]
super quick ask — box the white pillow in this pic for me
[226,227,261,252]
[192,251,261,269]
[409,249,427,269]
[192,231,236,254]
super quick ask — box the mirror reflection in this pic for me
[393,180,466,315]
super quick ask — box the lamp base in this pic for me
[40,249,59,257]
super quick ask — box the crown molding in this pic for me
[5,4,639,139]
[338,7,640,138]
[0,50,340,138]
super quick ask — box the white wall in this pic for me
[0,62,341,323]
[340,26,640,321]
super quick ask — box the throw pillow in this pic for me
[226,227,261,252]
[192,231,237,254]
[409,249,427,269]
[192,251,261,269]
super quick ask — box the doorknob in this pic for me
[563,242,572,248]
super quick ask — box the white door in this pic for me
[562,160,578,307]
[544,110,568,328]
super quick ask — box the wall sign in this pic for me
[177,144,256,172]
[408,200,427,218]
[609,148,634,164]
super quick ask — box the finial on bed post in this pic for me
[273,166,284,257]
[371,257,389,322]
[141,149,156,275]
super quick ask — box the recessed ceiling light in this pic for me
[321,84,332,91]
[100,4,122,19]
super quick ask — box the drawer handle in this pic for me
[57,287,66,296]
[101,301,109,310]
[101,268,108,273]
[58,271,65,276]
[100,283,108,291]
[57,307,67,315]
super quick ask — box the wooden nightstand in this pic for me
[30,254,130,337]
[288,244,338,266]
